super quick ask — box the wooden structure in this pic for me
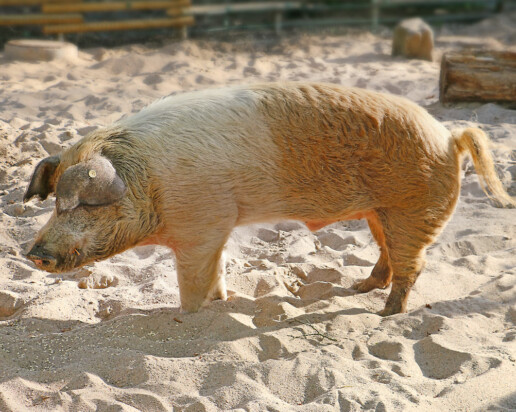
[189,2,302,34]
[440,50,516,103]
[0,0,504,37]
[0,0,193,37]
[189,0,503,33]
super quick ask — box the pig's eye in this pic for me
[76,203,103,212]
[55,201,100,215]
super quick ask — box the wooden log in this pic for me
[43,16,194,34]
[43,0,190,14]
[0,13,83,26]
[439,50,516,103]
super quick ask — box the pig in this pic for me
[24,82,515,316]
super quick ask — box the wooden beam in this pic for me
[0,13,83,26]
[440,50,516,103]
[43,0,190,14]
[0,0,79,5]
[43,16,194,34]
[189,2,302,16]
[166,5,191,17]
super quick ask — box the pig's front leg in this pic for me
[174,237,229,313]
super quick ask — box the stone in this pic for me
[0,290,24,317]
[392,18,434,61]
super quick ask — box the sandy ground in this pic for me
[1,14,516,412]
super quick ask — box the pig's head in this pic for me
[23,153,141,273]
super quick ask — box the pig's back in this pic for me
[115,83,454,219]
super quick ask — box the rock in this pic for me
[78,274,117,289]
[0,290,24,317]
[392,18,434,61]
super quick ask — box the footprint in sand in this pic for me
[256,228,278,243]
[257,334,290,361]
[344,253,374,267]
[195,74,215,85]
[161,61,189,72]
[413,335,500,380]
[225,62,237,71]
[39,139,63,156]
[143,73,163,86]
[438,236,511,258]
[58,130,75,142]
[305,267,342,283]
[274,221,304,232]
[76,125,99,136]
[403,314,447,340]
[368,339,405,362]
[462,180,488,198]
[316,231,361,251]
[132,245,157,260]
[243,66,260,77]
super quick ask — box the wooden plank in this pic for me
[167,6,190,17]
[439,50,516,103]
[0,13,83,26]
[43,0,190,13]
[43,16,194,34]
[0,0,79,5]
[189,2,302,16]
[381,0,497,7]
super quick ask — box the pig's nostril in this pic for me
[26,245,57,269]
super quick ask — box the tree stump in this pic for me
[439,50,516,103]
[392,18,434,61]
[5,39,78,62]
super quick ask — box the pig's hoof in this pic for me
[207,285,227,302]
[352,277,389,293]
[378,304,405,317]
[180,297,204,313]
[206,275,228,302]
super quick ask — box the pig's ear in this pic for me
[24,155,61,202]
[56,155,127,212]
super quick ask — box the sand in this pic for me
[1,15,516,412]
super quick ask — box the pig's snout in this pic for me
[26,243,57,271]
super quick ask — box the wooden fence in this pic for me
[0,0,505,37]
[0,0,193,37]
[189,0,504,33]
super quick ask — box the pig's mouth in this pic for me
[26,245,87,273]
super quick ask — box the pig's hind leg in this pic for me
[352,211,392,292]
[352,206,449,315]
[376,207,447,316]
[175,236,229,313]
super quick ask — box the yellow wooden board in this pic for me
[43,0,191,14]
[0,13,83,26]
[43,16,194,34]
[0,0,79,5]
